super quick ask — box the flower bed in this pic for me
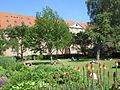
[1,60,120,90]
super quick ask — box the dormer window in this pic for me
[76,24,78,26]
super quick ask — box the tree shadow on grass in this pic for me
[69,58,94,62]
[112,66,120,68]
[31,62,51,65]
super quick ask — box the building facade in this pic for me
[0,12,88,56]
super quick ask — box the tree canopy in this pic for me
[6,23,29,60]
[86,0,120,60]
[27,7,72,60]
[0,29,9,56]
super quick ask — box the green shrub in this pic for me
[0,57,16,69]
[118,79,120,90]
[24,55,32,60]
[24,55,43,60]
[3,65,84,90]
[2,64,117,90]
[33,55,43,60]
[0,66,7,77]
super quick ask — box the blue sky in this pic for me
[0,0,90,22]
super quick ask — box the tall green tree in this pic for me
[32,6,72,61]
[52,19,72,58]
[85,0,120,59]
[86,12,112,60]
[86,0,120,51]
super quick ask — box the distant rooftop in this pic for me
[0,12,88,29]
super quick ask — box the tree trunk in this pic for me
[20,41,24,61]
[65,48,70,54]
[16,49,19,57]
[97,49,100,60]
[60,49,64,58]
[56,49,58,60]
[60,49,64,55]
[20,39,24,61]
[49,48,52,64]
[0,51,3,56]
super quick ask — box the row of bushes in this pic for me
[5,52,120,61]
[24,54,84,60]
[24,52,120,60]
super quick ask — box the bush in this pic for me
[37,54,43,60]
[8,62,28,72]
[25,55,43,60]
[24,55,32,60]
[2,65,89,90]
[0,57,16,69]
[0,66,7,77]
[2,62,119,90]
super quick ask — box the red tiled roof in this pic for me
[0,12,89,29]
[0,12,35,29]
[65,20,75,26]
[78,22,89,29]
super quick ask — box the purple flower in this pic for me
[0,77,8,86]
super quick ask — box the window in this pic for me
[76,24,78,26]
[7,24,11,28]
[14,21,17,23]
[6,20,9,23]
[29,22,31,25]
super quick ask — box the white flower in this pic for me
[90,73,97,80]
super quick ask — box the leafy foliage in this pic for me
[0,30,9,56]
[0,57,16,69]
[0,60,119,90]
[27,7,72,60]
[85,0,119,59]
[6,23,29,60]
[72,31,92,56]
[35,6,72,53]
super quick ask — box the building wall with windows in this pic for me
[0,12,88,56]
